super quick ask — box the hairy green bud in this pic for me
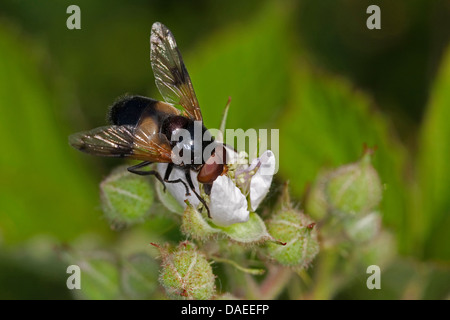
[343,211,381,243]
[325,151,382,217]
[62,249,121,300]
[266,209,319,269]
[305,172,329,221]
[121,253,159,299]
[181,201,220,240]
[100,165,154,228]
[306,148,383,225]
[359,230,396,268]
[157,242,216,300]
[215,292,240,300]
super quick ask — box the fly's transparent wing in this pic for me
[150,22,202,121]
[69,125,173,162]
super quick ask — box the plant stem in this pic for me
[308,248,339,300]
[257,264,292,300]
[211,255,265,275]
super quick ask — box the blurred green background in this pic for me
[0,0,449,299]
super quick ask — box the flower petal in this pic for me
[224,145,246,166]
[157,163,200,208]
[210,175,249,226]
[250,150,276,211]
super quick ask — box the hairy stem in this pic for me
[257,265,292,300]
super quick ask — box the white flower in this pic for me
[249,150,276,210]
[209,175,249,226]
[157,149,276,227]
[157,163,201,208]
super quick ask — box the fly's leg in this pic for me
[127,161,166,191]
[184,168,211,218]
[163,163,191,196]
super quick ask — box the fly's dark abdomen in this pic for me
[109,95,159,126]
[109,95,182,137]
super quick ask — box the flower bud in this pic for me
[121,253,159,299]
[343,211,381,243]
[181,201,220,240]
[266,209,319,269]
[62,249,121,300]
[181,201,276,245]
[305,171,329,221]
[325,151,382,217]
[359,230,396,268]
[100,165,154,228]
[215,293,240,300]
[157,242,216,300]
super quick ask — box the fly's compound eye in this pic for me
[197,146,227,184]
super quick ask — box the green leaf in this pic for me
[186,2,290,132]
[0,25,110,244]
[416,46,450,260]
[0,238,72,299]
[278,63,409,253]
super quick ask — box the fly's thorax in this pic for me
[161,115,189,143]
[163,117,215,166]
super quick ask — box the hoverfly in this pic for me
[69,22,228,217]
